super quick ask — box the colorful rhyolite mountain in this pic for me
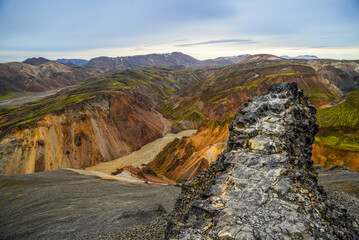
[0,53,358,179]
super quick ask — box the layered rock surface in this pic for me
[166,82,358,239]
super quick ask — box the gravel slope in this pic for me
[317,165,359,219]
[0,169,180,240]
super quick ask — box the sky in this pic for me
[0,0,358,62]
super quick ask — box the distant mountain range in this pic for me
[87,52,199,69]
[7,53,358,97]
[86,52,251,70]
[21,53,321,70]
[21,52,250,69]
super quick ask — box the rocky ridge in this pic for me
[165,82,358,239]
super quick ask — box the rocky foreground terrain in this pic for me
[0,166,357,240]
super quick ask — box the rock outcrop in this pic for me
[165,82,358,239]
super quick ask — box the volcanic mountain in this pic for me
[0,53,358,179]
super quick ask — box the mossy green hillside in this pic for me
[0,68,201,130]
[0,91,99,129]
[316,91,359,128]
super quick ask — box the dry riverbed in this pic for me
[86,130,196,174]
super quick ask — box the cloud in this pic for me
[309,46,330,49]
[176,39,257,47]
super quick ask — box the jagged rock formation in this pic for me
[165,82,358,239]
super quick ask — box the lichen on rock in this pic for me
[165,82,358,239]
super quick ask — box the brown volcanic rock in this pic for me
[166,82,358,239]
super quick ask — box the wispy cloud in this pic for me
[310,46,330,49]
[176,39,257,47]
